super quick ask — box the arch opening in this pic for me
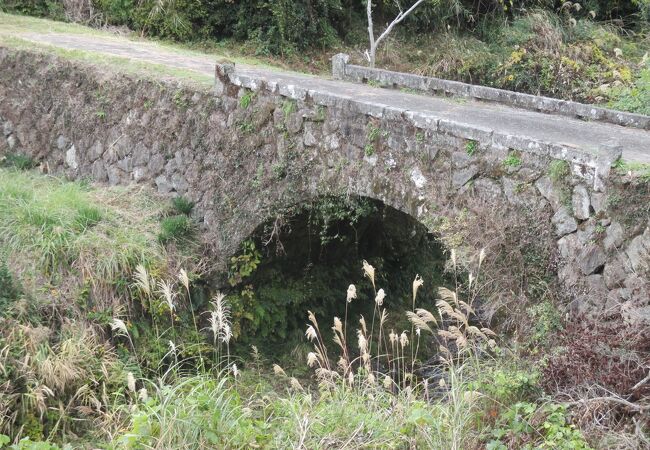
[224,195,450,356]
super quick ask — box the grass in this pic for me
[613,158,650,181]
[0,168,168,296]
[171,196,194,216]
[158,215,194,243]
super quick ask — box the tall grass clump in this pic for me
[0,168,169,305]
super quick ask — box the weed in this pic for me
[526,300,562,346]
[281,99,296,117]
[158,215,193,243]
[613,158,650,182]
[503,151,522,168]
[0,169,165,287]
[366,79,381,88]
[465,140,478,156]
[172,90,189,109]
[367,123,382,142]
[237,120,254,134]
[95,110,106,120]
[488,403,590,449]
[415,131,425,144]
[171,196,194,215]
[314,105,326,122]
[251,163,264,188]
[239,90,254,109]
[271,162,287,180]
[548,160,571,183]
[1,153,36,170]
[606,193,622,207]
[364,143,375,157]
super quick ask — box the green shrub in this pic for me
[171,196,194,215]
[0,0,64,19]
[158,214,193,243]
[488,402,591,449]
[1,153,36,170]
[610,65,650,115]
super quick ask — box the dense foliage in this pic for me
[1,0,649,111]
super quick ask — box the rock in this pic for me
[88,141,104,162]
[502,177,539,208]
[117,157,132,172]
[624,305,650,325]
[133,167,146,182]
[410,167,427,190]
[285,112,303,134]
[132,142,150,166]
[171,172,189,194]
[452,165,478,189]
[572,185,590,220]
[7,134,16,150]
[559,263,582,288]
[325,134,340,150]
[451,151,471,168]
[603,254,629,289]
[535,176,562,211]
[585,274,608,298]
[108,166,128,185]
[557,232,581,259]
[590,192,607,213]
[91,160,108,182]
[517,168,541,183]
[626,234,650,272]
[303,123,320,147]
[3,121,13,136]
[605,288,630,312]
[155,174,174,194]
[552,206,577,237]
[148,154,165,175]
[604,221,624,250]
[472,178,502,200]
[578,244,606,275]
[65,145,78,170]
[577,219,598,244]
[56,135,68,150]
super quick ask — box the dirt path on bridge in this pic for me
[7,31,650,163]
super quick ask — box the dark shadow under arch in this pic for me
[224,194,449,355]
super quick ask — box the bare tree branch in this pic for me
[366,0,428,67]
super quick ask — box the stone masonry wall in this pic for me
[0,48,648,321]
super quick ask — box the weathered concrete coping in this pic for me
[217,61,624,175]
[332,53,650,131]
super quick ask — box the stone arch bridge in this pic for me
[0,42,648,319]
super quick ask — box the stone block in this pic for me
[552,206,577,237]
[578,244,606,275]
[572,185,590,220]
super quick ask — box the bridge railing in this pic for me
[331,53,650,131]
